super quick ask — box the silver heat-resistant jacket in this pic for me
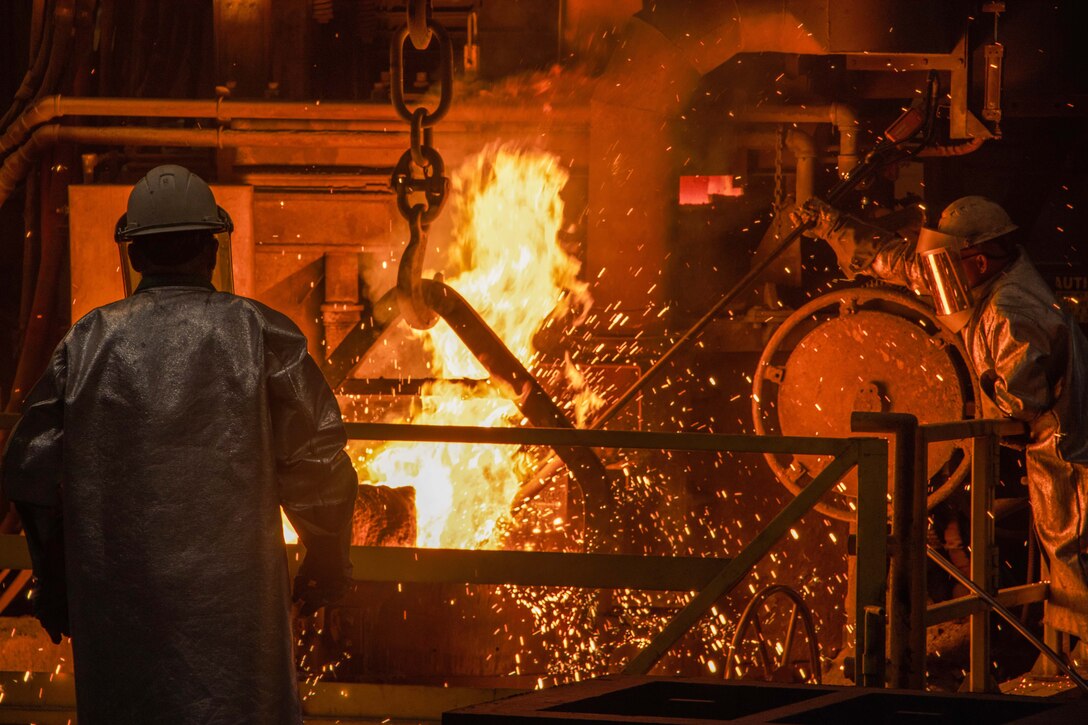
[822,215,1088,639]
[1,277,358,724]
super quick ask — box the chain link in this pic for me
[390,0,452,330]
[407,0,432,50]
[772,124,785,213]
[390,22,453,126]
[409,107,429,168]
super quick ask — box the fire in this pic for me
[358,144,590,549]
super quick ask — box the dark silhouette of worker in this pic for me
[1,165,358,724]
[796,195,1088,660]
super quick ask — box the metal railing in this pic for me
[0,412,892,693]
[852,412,1088,695]
[346,422,891,682]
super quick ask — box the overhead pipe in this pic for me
[733,104,860,178]
[785,128,817,202]
[0,94,590,157]
[17,167,41,353]
[0,105,587,207]
[2,144,75,549]
[0,124,411,206]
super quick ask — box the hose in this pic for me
[0,0,58,131]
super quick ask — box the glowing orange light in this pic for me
[358,144,591,549]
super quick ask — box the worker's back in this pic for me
[4,278,358,724]
[63,282,299,722]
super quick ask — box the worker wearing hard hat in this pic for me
[796,194,1088,653]
[1,165,358,724]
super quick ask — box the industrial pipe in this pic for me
[0,94,591,156]
[785,128,817,202]
[0,0,70,131]
[27,0,49,64]
[0,124,409,206]
[26,0,76,107]
[733,104,860,178]
[6,154,69,412]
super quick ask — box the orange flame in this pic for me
[359,144,589,549]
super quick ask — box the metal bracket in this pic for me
[845,32,991,140]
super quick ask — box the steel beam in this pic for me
[852,412,920,689]
[342,422,850,456]
[969,431,1000,693]
[921,418,1027,442]
[335,544,728,591]
[420,279,612,542]
[0,534,728,592]
[322,287,400,389]
[0,670,524,723]
[853,438,890,688]
[926,582,1048,625]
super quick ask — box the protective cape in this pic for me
[1,277,359,724]
[815,214,1088,638]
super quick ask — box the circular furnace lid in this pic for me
[752,287,978,521]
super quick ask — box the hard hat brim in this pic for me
[114,206,234,242]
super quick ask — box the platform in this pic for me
[443,676,1088,724]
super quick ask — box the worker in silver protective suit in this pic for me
[1,165,358,724]
[795,194,1088,647]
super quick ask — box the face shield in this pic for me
[916,227,974,332]
[116,231,234,296]
[114,193,235,296]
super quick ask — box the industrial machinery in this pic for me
[0,1,1085,717]
[753,286,978,520]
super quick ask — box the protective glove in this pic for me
[788,197,842,239]
[292,575,349,617]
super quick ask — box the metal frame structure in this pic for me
[0,412,890,719]
[852,412,1083,694]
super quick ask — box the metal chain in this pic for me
[390,0,453,330]
[772,124,785,213]
[407,0,432,50]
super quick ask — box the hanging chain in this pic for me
[772,124,786,214]
[390,0,453,330]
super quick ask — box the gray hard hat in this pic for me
[937,195,1017,246]
[114,165,233,242]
